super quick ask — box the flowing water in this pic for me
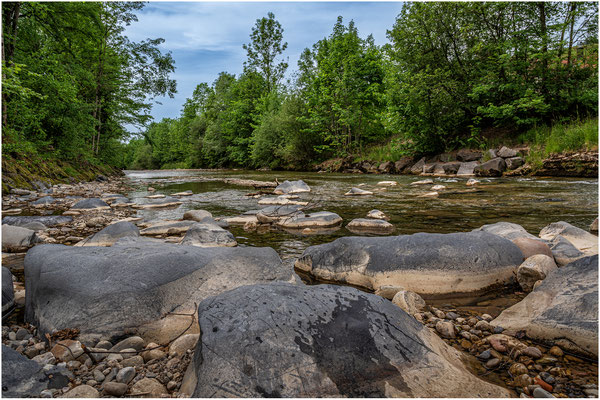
[125,169,598,262]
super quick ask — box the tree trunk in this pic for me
[567,3,577,67]
[538,2,548,96]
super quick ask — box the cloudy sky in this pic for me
[124,2,405,127]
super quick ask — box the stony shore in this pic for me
[2,176,598,398]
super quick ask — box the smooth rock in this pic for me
[130,378,168,398]
[169,334,199,357]
[32,196,55,206]
[376,181,397,186]
[273,180,311,195]
[539,221,598,255]
[132,196,182,209]
[366,209,388,220]
[256,205,303,224]
[473,221,539,241]
[456,161,479,176]
[50,340,84,362]
[512,237,554,259]
[25,243,290,344]
[492,256,598,356]
[116,367,136,384]
[103,382,128,397]
[110,336,145,352]
[474,157,506,177]
[61,384,99,398]
[189,282,510,397]
[346,218,394,235]
[391,290,426,315]
[590,218,598,233]
[435,321,456,338]
[82,221,140,247]
[497,146,518,158]
[466,178,480,186]
[182,210,213,223]
[139,220,196,236]
[71,198,110,210]
[2,224,40,252]
[121,355,144,368]
[344,187,373,196]
[523,346,543,359]
[277,211,342,230]
[506,157,525,170]
[2,345,49,397]
[533,387,555,398]
[517,255,558,292]
[295,231,523,297]
[548,235,586,266]
[410,179,433,186]
[180,223,237,247]
[2,267,15,313]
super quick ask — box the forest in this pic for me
[2,2,598,172]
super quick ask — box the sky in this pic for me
[124,1,405,128]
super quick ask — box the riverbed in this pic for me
[125,169,598,261]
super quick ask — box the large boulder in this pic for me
[474,157,506,177]
[456,161,479,176]
[2,215,72,227]
[473,221,539,242]
[2,345,49,397]
[539,221,598,255]
[82,221,140,246]
[71,198,110,211]
[492,256,598,357]
[409,157,426,174]
[2,267,15,314]
[456,149,482,162]
[25,242,291,343]
[548,236,586,267]
[273,180,311,195]
[497,146,518,158]
[2,224,40,252]
[180,223,237,247]
[295,232,524,298]
[31,196,55,206]
[187,283,509,398]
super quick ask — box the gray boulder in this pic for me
[548,236,586,267]
[2,345,49,397]
[474,157,506,177]
[256,205,303,224]
[180,223,237,247]
[442,162,461,175]
[187,283,509,398]
[140,220,196,236]
[505,157,525,170]
[2,216,72,228]
[539,221,598,255]
[277,211,342,230]
[344,187,373,196]
[409,157,426,174]
[273,180,311,195]
[183,210,213,223]
[497,146,518,158]
[456,161,479,176]
[71,198,110,210]
[473,221,539,241]
[82,221,140,247]
[2,224,40,252]
[25,242,290,343]
[456,149,482,162]
[2,267,14,314]
[492,256,598,357]
[132,196,182,209]
[295,232,524,298]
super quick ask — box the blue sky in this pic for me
[124,2,405,128]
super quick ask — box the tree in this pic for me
[243,12,288,92]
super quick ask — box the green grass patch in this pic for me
[517,118,598,155]
[357,136,409,162]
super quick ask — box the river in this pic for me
[125,169,598,262]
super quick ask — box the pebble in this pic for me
[95,340,113,350]
[40,389,53,398]
[538,356,558,364]
[486,358,501,369]
[539,372,556,385]
[584,389,599,397]
[15,328,30,340]
[533,387,555,398]
[103,382,128,397]
[116,367,136,384]
[8,332,16,341]
[523,346,543,359]
[167,380,177,391]
[509,363,529,376]
[445,311,459,320]
[534,377,553,392]
[435,321,455,338]
[121,355,144,368]
[515,374,533,388]
[481,313,493,321]
[549,346,564,357]
[493,326,504,334]
[61,384,99,398]
[477,350,491,360]
[475,320,492,332]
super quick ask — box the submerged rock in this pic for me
[256,205,303,224]
[539,221,598,255]
[346,218,394,235]
[366,209,389,220]
[276,211,342,229]
[25,242,290,343]
[410,179,433,186]
[180,223,237,247]
[188,282,509,398]
[82,221,140,247]
[31,196,55,206]
[492,255,598,356]
[273,180,311,195]
[295,231,523,298]
[344,187,373,196]
[132,196,182,209]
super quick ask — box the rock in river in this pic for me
[186,282,509,398]
[180,223,237,247]
[344,187,373,196]
[346,218,395,235]
[2,224,41,252]
[295,231,524,298]
[539,221,598,255]
[474,157,506,177]
[25,242,291,343]
[273,180,311,195]
[81,221,140,247]
[492,255,598,357]
[276,211,342,230]
[71,198,110,211]
[140,220,196,236]
[255,205,303,224]
[2,215,72,228]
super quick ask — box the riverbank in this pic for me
[2,173,597,398]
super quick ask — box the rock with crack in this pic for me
[492,255,598,357]
[71,198,111,211]
[24,242,290,344]
[256,205,304,224]
[276,211,342,230]
[539,221,598,255]
[257,196,308,206]
[273,180,311,195]
[180,223,237,247]
[295,232,523,299]
[456,161,479,176]
[186,282,510,398]
[346,218,395,235]
[2,224,41,252]
[81,221,140,247]
[140,220,197,236]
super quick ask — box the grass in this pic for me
[357,136,408,162]
[517,118,598,155]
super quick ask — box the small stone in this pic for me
[93,369,105,382]
[486,358,501,369]
[493,326,504,334]
[477,350,492,360]
[141,344,165,363]
[116,367,136,384]
[110,336,145,352]
[460,339,472,349]
[95,340,113,350]
[60,384,99,398]
[32,351,56,365]
[51,340,84,362]
[548,346,563,357]
[169,334,199,357]
[435,320,455,338]
[584,389,599,397]
[86,380,97,387]
[106,353,123,363]
[533,387,555,398]
[515,374,533,388]
[537,356,558,364]
[103,382,128,397]
[534,377,553,392]
[15,327,30,340]
[167,380,177,391]
[523,346,543,359]
[432,308,445,319]
[481,313,493,321]
[446,311,459,320]
[539,372,555,385]
[468,317,478,326]
[130,378,168,398]
[119,348,138,359]
[510,363,529,376]
[8,331,17,341]
[40,389,54,398]
[475,320,493,332]
[121,355,144,368]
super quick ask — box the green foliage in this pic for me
[519,118,598,155]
